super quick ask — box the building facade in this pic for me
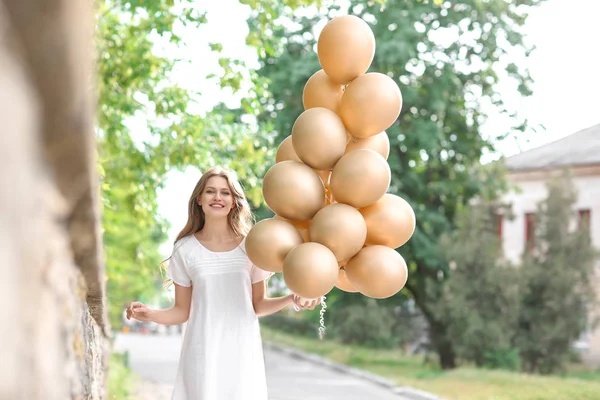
[501,123,600,367]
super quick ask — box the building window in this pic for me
[574,301,592,351]
[578,209,591,235]
[496,213,503,240]
[525,212,536,251]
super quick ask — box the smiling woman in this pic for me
[126,165,317,400]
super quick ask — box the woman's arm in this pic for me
[251,281,318,317]
[127,283,193,325]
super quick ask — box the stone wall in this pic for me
[0,0,108,399]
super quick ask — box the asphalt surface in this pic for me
[113,332,412,400]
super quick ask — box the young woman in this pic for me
[126,166,317,400]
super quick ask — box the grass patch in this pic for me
[107,351,139,400]
[261,325,600,400]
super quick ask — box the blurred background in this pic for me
[1,0,599,399]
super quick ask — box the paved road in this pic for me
[113,333,410,400]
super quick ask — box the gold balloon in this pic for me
[245,218,304,272]
[292,107,347,170]
[359,194,416,249]
[339,73,402,138]
[335,268,358,293]
[283,242,339,299]
[303,69,345,113]
[274,215,311,242]
[276,136,301,163]
[263,161,326,221]
[309,203,367,261]
[345,131,390,160]
[317,15,375,84]
[345,245,408,299]
[330,149,391,208]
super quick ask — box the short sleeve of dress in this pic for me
[250,264,274,284]
[166,239,192,287]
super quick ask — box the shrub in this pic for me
[108,351,138,399]
[334,301,396,348]
[483,347,521,371]
[261,313,319,338]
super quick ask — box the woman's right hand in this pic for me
[292,295,319,311]
[126,302,153,322]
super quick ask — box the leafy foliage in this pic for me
[261,312,320,338]
[96,0,194,324]
[249,0,544,368]
[432,198,520,370]
[333,300,397,348]
[515,175,598,374]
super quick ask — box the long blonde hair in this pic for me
[161,166,254,282]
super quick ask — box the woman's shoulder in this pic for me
[175,234,196,243]
[172,235,197,255]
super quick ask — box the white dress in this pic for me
[165,235,274,400]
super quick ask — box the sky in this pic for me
[155,0,600,251]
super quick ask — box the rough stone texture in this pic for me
[1,0,108,334]
[82,304,109,399]
[0,0,108,399]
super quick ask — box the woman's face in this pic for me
[198,176,235,218]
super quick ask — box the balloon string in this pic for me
[318,295,327,340]
[326,182,334,204]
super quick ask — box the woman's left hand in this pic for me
[291,295,319,310]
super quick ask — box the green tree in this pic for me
[249,0,543,368]
[96,0,202,326]
[516,175,598,374]
[433,199,520,370]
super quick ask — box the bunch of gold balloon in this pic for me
[246,15,416,304]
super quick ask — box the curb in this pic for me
[264,341,446,400]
